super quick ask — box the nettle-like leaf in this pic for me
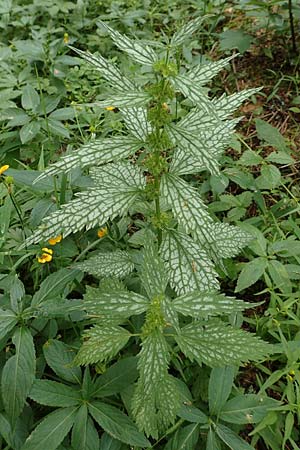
[140,240,168,298]
[25,162,145,245]
[185,54,237,84]
[76,250,134,279]
[176,321,270,367]
[100,21,158,66]
[121,107,152,141]
[170,16,205,47]
[94,91,151,109]
[160,230,219,295]
[213,87,262,119]
[132,330,180,438]
[35,136,142,181]
[75,325,131,365]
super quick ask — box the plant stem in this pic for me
[288,0,297,53]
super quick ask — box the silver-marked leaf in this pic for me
[0,309,17,341]
[34,136,142,181]
[141,240,168,299]
[176,321,270,367]
[173,291,252,318]
[121,107,152,141]
[93,91,151,108]
[213,87,262,119]
[29,380,81,407]
[161,230,219,295]
[166,125,220,175]
[83,286,148,318]
[76,250,134,279]
[186,55,237,84]
[75,325,130,365]
[100,21,158,66]
[161,173,212,232]
[161,297,179,331]
[171,17,205,47]
[89,161,145,188]
[69,46,134,91]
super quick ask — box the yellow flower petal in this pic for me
[48,235,62,245]
[0,165,9,176]
[97,227,108,238]
[42,247,53,255]
[105,106,115,111]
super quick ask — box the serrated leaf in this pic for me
[71,405,99,450]
[43,339,81,384]
[1,327,35,423]
[29,380,81,407]
[175,321,270,367]
[94,91,151,109]
[69,46,134,91]
[171,16,205,46]
[31,268,80,306]
[255,118,287,150]
[215,423,255,450]
[121,107,152,141]
[219,394,280,424]
[76,250,134,279]
[209,366,235,416]
[100,21,157,66]
[177,405,208,424]
[89,401,151,447]
[35,136,142,181]
[167,124,220,175]
[161,173,212,232]
[173,291,251,318]
[75,325,130,365]
[0,308,17,340]
[22,407,77,450]
[83,286,148,318]
[235,257,268,292]
[141,240,168,298]
[92,357,138,398]
[213,88,262,119]
[161,230,219,295]
[186,55,237,84]
[99,433,122,450]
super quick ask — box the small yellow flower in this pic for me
[0,165,9,176]
[97,227,108,238]
[37,248,53,264]
[63,33,69,44]
[48,235,62,246]
[105,106,115,111]
[287,374,294,382]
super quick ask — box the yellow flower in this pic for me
[105,106,115,111]
[48,235,62,245]
[37,248,53,264]
[0,165,9,176]
[63,33,69,44]
[97,227,108,238]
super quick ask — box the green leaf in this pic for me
[176,321,270,367]
[169,423,199,450]
[0,308,17,340]
[215,423,255,450]
[1,327,35,423]
[266,151,294,165]
[255,165,281,190]
[219,30,252,53]
[32,268,80,306]
[99,433,122,450]
[21,85,40,111]
[171,17,205,47]
[83,286,148,318]
[173,291,252,318]
[99,21,157,66]
[76,251,134,279]
[35,136,142,181]
[206,428,221,450]
[177,405,208,424]
[75,325,131,365]
[92,357,138,398]
[238,149,263,166]
[219,394,280,424]
[208,366,235,416]
[255,119,287,150]
[186,55,237,84]
[213,88,261,119]
[29,380,81,407]
[235,257,268,292]
[20,121,41,144]
[43,339,82,384]
[71,404,99,450]
[141,240,168,298]
[94,91,151,109]
[22,407,77,450]
[88,401,151,447]
[161,230,218,295]
[121,107,152,141]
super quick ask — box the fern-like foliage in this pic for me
[25,18,270,440]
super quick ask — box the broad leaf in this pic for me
[177,405,208,424]
[213,88,261,119]
[92,357,138,397]
[219,394,280,424]
[171,16,205,47]
[94,91,151,108]
[43,339,81,384]
[121,107,152,141]
[235,257,268,292]
[71,405,99,450]
[99,433,122,450]
[1,327,35,423]
[208,366,235,416]
[22,407,77,450]
[29,380,81,407]
[75,325,130,365]
[141,240,168,298]
[76,250,134,279]
[186,55,237,84]
[31,268,80,306]
[167,423,199,450]
[89,401,151,447]
[0,308,17,341]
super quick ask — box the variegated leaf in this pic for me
[100,21,158,66]
[160,173,212,232]
[141,240,168,299]
[171,17,205,47]
[213,87,262,119]
[160,230,219,295]
[93,91,151,109]
[186,54,237,84]
[68,46,134,91]
[176,321,270,367]
[76,250,134,278]
[121,107,152,141]
[89,161,145,189]
[75,325,130,365]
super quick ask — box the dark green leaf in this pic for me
[0,308,17,341]
[32,268,80,306]
[215,423,255,450]
[219,394,280,424]
[43,339,81,384]
[209,366,235,416]
[177,404,208,423]
[71,405,99,450]
[29,380,81,407]
[235,257,268,292]
[93,357,138,397]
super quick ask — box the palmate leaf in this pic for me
[132,329,180,438]
[160,230,219,295]
[121,107,152,141]
[29,380,81,407]
[160,173,212,232]
[69,46,134,91]
[34,135,142,181]
[76,250,134,279]
[141,240,168,298]
[71,405,99,450]
[185,54,237,84]
[100,21,158,66]
[170,16,205,47]
[83,286,148,318]
[175,320,270,367]
[213,87,262,119]
[75,325,131,365]
[166,124,220,175]
[173,291,252,318]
